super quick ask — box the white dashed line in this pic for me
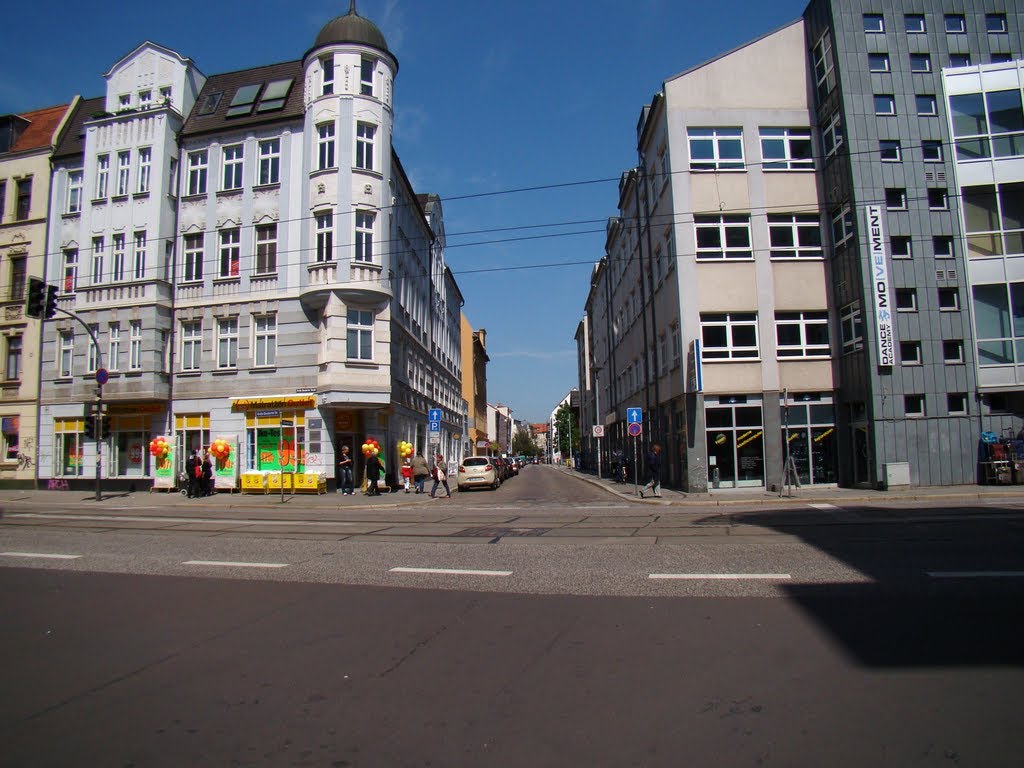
[808,503,839,510]
[926,570,1024,579]
[390,567,513,577]
[182,560,288,569]
[649,573,792,580]
[1,551,81,560]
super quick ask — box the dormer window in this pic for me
[321,55,334,95]
[139,90,152,108]
[360,58,375,96]
[159,87,172,103]
[118,94,131,110]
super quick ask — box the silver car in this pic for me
[458,456,500,491]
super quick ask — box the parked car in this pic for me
[458,456,500,491]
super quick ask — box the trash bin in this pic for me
[711,466,720,489]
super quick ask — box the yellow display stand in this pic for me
[265,472,327,494]
[240,473,268,494]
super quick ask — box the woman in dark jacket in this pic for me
[201,450,214,497]
[365,453,382,496]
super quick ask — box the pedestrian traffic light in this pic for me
[44,284,59,319]
[26,277,45,319]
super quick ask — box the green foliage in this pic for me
[512,430,540,457]
[554,404,580,455]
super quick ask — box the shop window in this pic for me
[54,418,84,476]
[2,416,19,461]
[245,411,306,472]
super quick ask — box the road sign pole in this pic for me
[633,435,639,496]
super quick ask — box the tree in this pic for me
[512,430,539,458]
[554,404,580,457]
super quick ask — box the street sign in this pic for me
[95,368,109,385]
[627,408,643,424]
[592,425,605,438]
[429,435,441,444]
[428,408,442,422]
[627,422,642,437]
[281,419,294,427]
[255,410,281,418]
[428,421,440,432]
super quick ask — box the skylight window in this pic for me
[256,79,294,113]
[225,84,262,117]
[197,92,223,116]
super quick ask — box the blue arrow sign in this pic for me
[627,408,643,424]
[428,408,442,422]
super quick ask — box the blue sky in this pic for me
[1,0,808,423]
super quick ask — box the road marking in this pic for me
[182,560,288,569]
[808,503,838,510]
[1,551,81,560]
[927,570,1024,579]
[390,567,513,577]
[9,513,359,527]
[649,573,792,580]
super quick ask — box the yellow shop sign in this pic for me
[231,395,317,412]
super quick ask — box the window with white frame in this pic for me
[904,394,925,417]
[944,14,966,33]
[775,311,830,358]
[938,287,960,310]
[133,231,146,280]
[886,188,907,210]
[695,215,752,259]
[671,323,681,368]
[216,317,238,369]
[108,323,120,371]
[222,144,243,191]
[360,58,375,96]
[922,140,943,162]
[95,154,109,198]
[183,233,203,282]
[254,314,277,367]
[138,89,152,108]
[760,128,813,170]
[868,52,890,72]
[896,288,917,311]
[187,150,207,196]
[880,139,902,162]
[658,333,668,375]
[700,313,758,360]
[180,321,201,371]
[768,214,823,258]
[258,138,279,185]
[91,236,104,284]
[688,128,744,171]
[315,211,333,262]
[355,211,375,262]
[831,205,854,247]
[62,248,77,293]
[255,224,277,274]
[317,122,335,170]
[116,151,131,196]
[321,54,334,96]
[118,94,131,110]
[934,236,954,258]
[137,147,151,194]
[905,14,926,33]
[5,334,22,381]
[58,331,74,377]
[943,339,964,363]
[168,157,178,196]
[916,94,937,116]
[355,123,375,170]
[891,236,912,259]
[948,393,968,415]
[129,320,142,370]
[160,330,170,373]
[86,324,100,373]
[219,228,240,278]
[875,94,896,116]
[928,188,948,210]
[840,302,864,354]
[910,53,932,73]
[822,111,844,157]
[111,233,125,282]
[900,341,922,365]
[863,13,884,33]
[812,31,836,102]
[950,90,1024,161]
[66,170,82,214]
[347,309,374,360]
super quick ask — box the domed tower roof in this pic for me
[312,1,393,60]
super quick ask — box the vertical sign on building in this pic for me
[865,204,895,367]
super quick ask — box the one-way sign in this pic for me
[428,408,442,422]
[627,408,643,424]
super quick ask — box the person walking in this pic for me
[639,443,662,498]
[201,449,214,497]
[411,452,429,494]
[429,454,451,499]
[365,452,382,496]
[185,448,200,498]
[337,445,354,496]
[401,457,413,493]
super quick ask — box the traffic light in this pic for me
[84,416,96,441]
[44,284,59,319]
[26,277,45,319]
[98,414,111,441]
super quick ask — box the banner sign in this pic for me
[865,204,895,367]
[232,395,316,411]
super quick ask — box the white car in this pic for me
[458,456,500,491]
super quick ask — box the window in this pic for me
[863,14,884,33]
[904,395,925,417]
[947,393,968,415]
[355,123,376,170]
[934,236,954,258]
[355,211,375,262]
[987,90,1024,158]
[987,14,1008,34]
[922,140,943,162]
[181,321,202,371]
[868,53,890,72]
[317,122,335,170]
[360,58,375,96]
[5,335,22,381]
[15,179,31,220]
[840,302,863,354]
[222,144,243,191]
[992,53,1013,64]
[111,233,126,282]
[66,170,82,214]
[822,112,844,157]
[962,183,1024,258]
[905,14,926,33]
[254,314,277,367]
[321,55,334,95]
[701,313,759,360]
[8,256,25,301]
[671,324,681,368]
[885,188,907,210]
[910,53,932,73]
[695,215,752,259]
[315,211,333,262]
[951,90,1024,160]
[160,330,170,373]
[347,309,374,360]
[108,324,120,372]
[760,127,812,170]
[812,31,836,102]
[896,288,918,311]
[136,147,151,194]
[950,53,971,68]
[916,94,937,116]
[138,90,152,108]
[944,14,966,34]
[891,236,912,259]
[91,236,104,283]
[96,154,109,198]
[831,205,854,247]
[775,311,830,358]
[58,331,73,378]
[938,287,960,310]
[168,158,178,196]
[688,128,744,171]
[183,233,203,282]
[218,228,240,278]
[768,214,823,259]
[62,248,77,293]
[255,224,277,274]
[900,340,922,365]
[943,339,964,363]
[928,188,948,210]
[217,318,238,369]
[879,139,901,161]
[187,150,208,196]
[116,151,131,196]
[258,139,280,185]
[86,324,99,373]
[226,84,261,118]
[874,94,896,115]
[129,320,142,371]
[133,231,146,280]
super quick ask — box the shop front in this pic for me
[705,396,765,489]
[780,394,838,486]
[231,395,324,493]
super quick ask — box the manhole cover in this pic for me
[453,526,550,538]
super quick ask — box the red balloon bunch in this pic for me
[148,437,170,458]
[361,438,380,457]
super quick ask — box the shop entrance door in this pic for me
[853,424,870,485]
[706,402,765,489]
